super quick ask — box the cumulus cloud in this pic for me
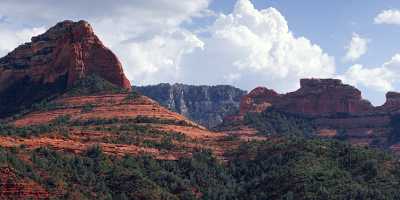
[341,54,400,92]
[182,0,335,91]
[374,9,400,25]
[115,29,204,85]
[344,33,369,62]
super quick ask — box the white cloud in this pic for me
[344,33,369,61]
[340,64,394,92]
[0,24,45,56]
[181,0,335,92]
[115,29,204,85]
[374,9,400,25]
[341,54,400,92]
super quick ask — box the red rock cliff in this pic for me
[238,79,374,117]
[239,87,279,115]
[381,92,400,112]
[0,20,131,93]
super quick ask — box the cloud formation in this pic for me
[374,9,400,25]
[344,33,369,62]
[182,0,335,91]
[341,54,400,92]
[0,0,335,93]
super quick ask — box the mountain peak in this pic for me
[0,20,131,117]
[32,20,95,43]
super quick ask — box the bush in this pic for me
[81,103,95,113]
[66,75,127,96]
[125,90,140,100]
[244,107,315,137]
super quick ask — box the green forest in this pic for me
[2,137,400,200]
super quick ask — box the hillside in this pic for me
[1,137,400,199]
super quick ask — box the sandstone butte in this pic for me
[226,78,400,150]
[0,20,131,117]
[235,78,400,117]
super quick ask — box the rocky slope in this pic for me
[135,83,246,128]
[0,20,131,117]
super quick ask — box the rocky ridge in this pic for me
[237,79,374,118]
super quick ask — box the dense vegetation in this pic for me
[0,115,192,152]
[65,74,128,96]
[244,108,316,137]
[2,137,400,199]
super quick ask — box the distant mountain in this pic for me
[135,83,247,128]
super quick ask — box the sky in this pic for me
[1,0,400,105]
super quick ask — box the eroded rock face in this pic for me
[135,83,247,128]
[239,87,279,115]
[238,79,374,117]
[279,79,373,115]
[0,20,131,117]
[381,92,400,111]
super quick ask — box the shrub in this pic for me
[244,107,315,137]
[66,75,127,96]
[81,103,95,113]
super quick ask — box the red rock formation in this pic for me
[0,20,131,117]
[236,79,373,117]
[0,20,130,91]
[279,79,373,116]
[239,87,279,115]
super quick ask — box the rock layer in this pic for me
[238,79,374,117]
[0,20,131,117]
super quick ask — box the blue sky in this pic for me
[208,0,400,70]
[1,0,400,105]
[205,0,400,104]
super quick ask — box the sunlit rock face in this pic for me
[238,79,374,117]
[0,20,131,117]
